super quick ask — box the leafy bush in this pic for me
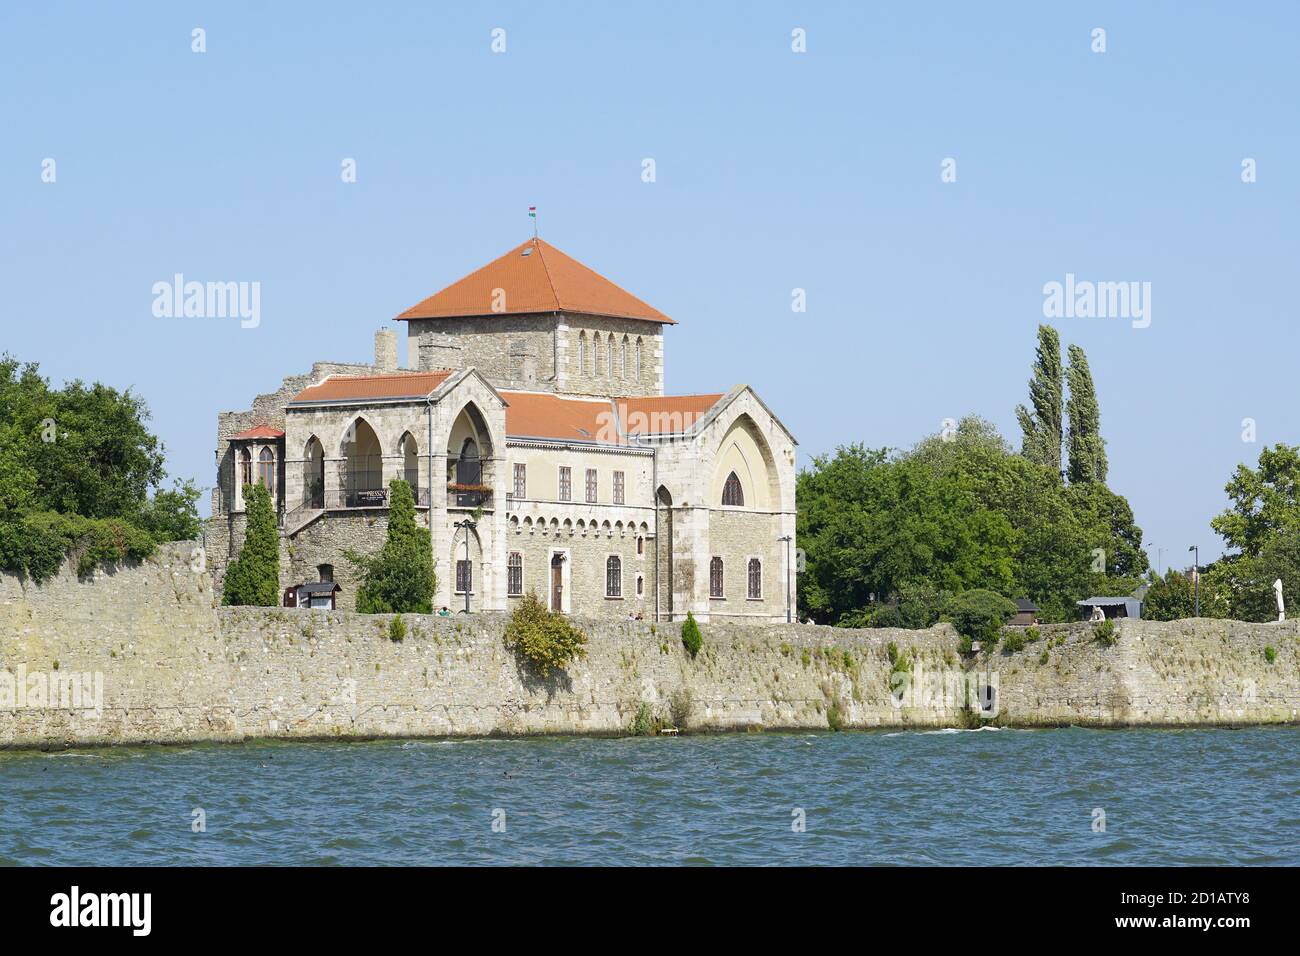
[504,592,588,677]
[1093,617,1117,646]
[1025,626,1041,642]
[681,611,703,658]
[346,480,435,614]
[1001,629,1027,653]
[627,702,661,736]
[826,701,844,731]
[0,511,156,581]
[942,589,1017,644]
[1264,645,1277,664]
[388,614,406,642]
[1038,650,1049,665]
[222,483,280,606]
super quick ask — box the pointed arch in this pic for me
[711,412,781,510]
[578,330,588,374]
[302,435,324,507]
[398,430,419,490]
[340,416,383,506]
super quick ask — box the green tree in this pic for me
[138,479,203,542]
[797,417,1147,626]
[943,589,1017,644]
[1141,568,1196,621]
[222,483,280,606]
[346,479,435,614]
[681,611,703,657]
[1015,324,1063,477]
[1211,444,1300,558]
[1065,344,1107,484]
[0,356,199,580]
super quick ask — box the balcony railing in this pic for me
[448,484,492,509]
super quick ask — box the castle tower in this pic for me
[395,238,672,397]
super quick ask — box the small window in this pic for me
[620,336,628,378]
[747,558,762,599]
[613,471,625,505]
[317,564,334,584]
[636,536,644,556]
[636,575,644,596]
[578,331,587,374]
[635,337,643,380]
[513,463,526,499]
[239,447,253,488]
[559,466,572,501]
[607,336,615,377]
[456,559,472,594]
[710,557,724,598]
[585,468,598,504]
[606,556,622,598]
[722,471,744,507]
[507,552,523,596]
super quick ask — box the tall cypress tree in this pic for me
[347,479,435,613]
[222,482,280,606]
[1066,344,1107,484]
[1015,324,1063,477]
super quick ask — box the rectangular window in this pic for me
[585,468,598,503]
[606,556,622,598]
[559,466,572,502]
[747,558,762,599]
[513,463,526,499]
[507,552,523,596]
[613,470,625,505]
[456,559,472,594]
[710,557,724,598]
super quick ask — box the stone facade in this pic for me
[2,544,1297,750]
[206,245,796,623]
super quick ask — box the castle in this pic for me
[207,237,797,622]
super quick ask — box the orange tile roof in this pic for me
[500,391,724,443]
[229,423,285,441]
[290,371,453,404]
[396,238,675,325]
[617,394,723,435]
[501,392,619,443]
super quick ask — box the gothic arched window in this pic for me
[578,331,587,374]
[710,557,724,598]
[747,558,762,599]
[257,446,275,492]
[722,471,744,507]
[239,447,252,487]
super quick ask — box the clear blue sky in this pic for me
[3,1,1297,565]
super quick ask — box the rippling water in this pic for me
[1,727,1296,865]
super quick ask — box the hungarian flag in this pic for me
[528,206,536,219]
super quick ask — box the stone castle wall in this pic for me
[2,544,1296,749]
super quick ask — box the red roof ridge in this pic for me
[395,238,674,325]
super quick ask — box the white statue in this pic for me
[1089,604,1105,623]
[1274,578,1285,622]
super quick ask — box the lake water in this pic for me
[1,727,1296,866]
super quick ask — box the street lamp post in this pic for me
[455,518,477,614]
[1188,544,1199,617]
[778,534,793,624]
